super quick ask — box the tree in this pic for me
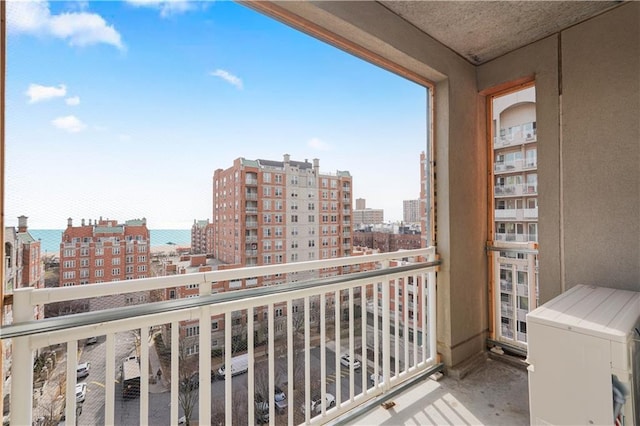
[177,341,198,426]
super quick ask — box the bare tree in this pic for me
[178,341,198,426]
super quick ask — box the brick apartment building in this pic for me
[59,217,151,286]
[190,219,213,255]
[352,230,422,252]
[3,216,44,386]
[213,155,353,285]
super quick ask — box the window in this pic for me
[291,215,298,222]
[212,320,219,330]
[112,247,120,255]
[112,257,120,265]
[95,259,104,267]
[263,172,271,183]
[112,268,121,275]
[95,270,104,278]
[138,255,146,262]
[186,326,200,337]
[275,174,282,184]
[138,265,147,272]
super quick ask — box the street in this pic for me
[57,333,371,425]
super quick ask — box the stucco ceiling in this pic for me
[378,1,623,65]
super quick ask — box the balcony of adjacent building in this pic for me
[493,158,537,174]
[494,184,537,199]
[0,247,530,426]
[493,124,537,149]
[494,207,538,221]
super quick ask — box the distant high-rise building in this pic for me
[355,198,366,210]
[59,217,150,286]
[353,208,384,225]
[191,219,213,255]
[213,155,352,285]
[403,199,420,223]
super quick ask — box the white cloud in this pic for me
[308,137,331,151]
[118,134,132,141]
[210,69,243,90]
[51,115,87,133]
[65,96,80,106]
[125,0,202,17]
[26,83,67,103]
[7,1,124,50]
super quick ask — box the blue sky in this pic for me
[5,0,427,229]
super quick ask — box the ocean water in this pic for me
[29,229,191,254]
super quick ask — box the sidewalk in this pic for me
[148,331,169,394]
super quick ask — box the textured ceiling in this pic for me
[379,1,622,65]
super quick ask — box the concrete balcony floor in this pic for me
[345,356,529,425]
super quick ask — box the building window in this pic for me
[138,255,146,262]
[138,265,147,272]
[112,257,120,265]
[186,326,200,337]
[112,247,120,255]
[63,249,75,257]
[112,268,120,275]
[95,270,104,278]
[95,259,104,267]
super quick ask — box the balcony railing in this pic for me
[2,248,438,426]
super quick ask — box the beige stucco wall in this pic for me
[479,2,640,297]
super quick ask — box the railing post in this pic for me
[381,260,391,389]
[11,288,35,426]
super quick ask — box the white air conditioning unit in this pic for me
[527,284,640,425]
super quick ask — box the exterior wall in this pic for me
[478,2,640,296]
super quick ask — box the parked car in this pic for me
[370,373,384,386]
[75,383,87,404]
[340,354,361,370]
[274,386,287,413]
[76,362,91,379]
[302,393,335,416]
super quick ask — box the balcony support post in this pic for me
[381,261,391,390]
[198,282,211,424]
[10,288,34,426]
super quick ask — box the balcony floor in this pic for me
[346,356,529,425]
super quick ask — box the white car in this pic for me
[76,362,91,379]
[340,354,361,370]
[302,393,336,416]
[274,386,288,413]
[370,373,384,386]
[75,383,87,404]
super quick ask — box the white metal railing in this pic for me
[2,248,438,426]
